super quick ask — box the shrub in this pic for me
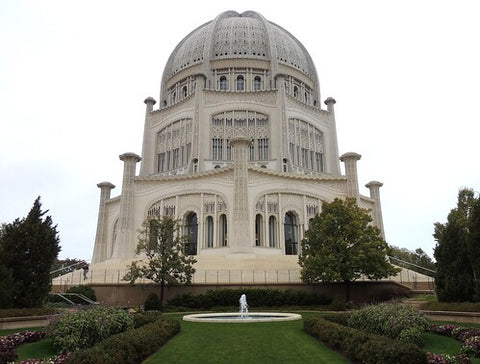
[133,310,163,328]
[67,318,180,364]
[304,316,427,364]
[144,293,162,311]
[47,306,133,353]
[167,288,332,309]
[65,285,97,302]
[421,301,480,312]
[348,302,429,345]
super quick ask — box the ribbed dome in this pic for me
[161,11,319,96]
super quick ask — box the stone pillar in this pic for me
[140,97,156,176]
[339,152,362,199]
[230,136,252,253]
[111,153,141,260]
[366,181,386,240]
[324,97,340,174]
[91,182,115,264]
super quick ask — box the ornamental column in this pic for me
[339,152,361,199]
[140,97,156,176]
[324,97,340,174]
[91,182,115,263]
[366,181,386,240]
[230,136,252,253]
[111,152,141,259]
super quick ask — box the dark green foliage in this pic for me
[0,197,61,308]
[65,285,97,301]
[166,288,332,308]
[304,316,427,364]
[299,198,399,302]
[67,318,180,364]
[47,306,134,353]
[132,310,163,328]
[421,301,480,312]
[144,293,162,311]
[0,307,58,318]
[123,216,196,303]
[434,188,480,302]
[348,303,429,345]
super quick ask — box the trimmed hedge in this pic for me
[421,301,480,312]
[0,307,58,319]
[144,293,162,311]
[304,316,427,364]
[66,318,180,364]
[167,288,332,308]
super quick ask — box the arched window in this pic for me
[184,212,198,255]
[219,76,228,91]
[255,214,263,246]
[236,75,245,91]
[268,216,276,247]
[284,212,298,255]
[206,216,214,248]
[254,76,262,91]
[182,86,188,98]
[219,214,227,247]
[293,86,298,98]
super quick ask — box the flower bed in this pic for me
[0,331,46,363]
[429,324,480,361]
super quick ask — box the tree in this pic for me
[386,245,436,277]
[299,198,399,302]
[50,257,86,278]
[123,215,197,305]
[0,197,61,308]
[434,188,480,302]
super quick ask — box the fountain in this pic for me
[239,293,248,318]
[183,294,302,323]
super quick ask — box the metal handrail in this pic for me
[388,255,436,274]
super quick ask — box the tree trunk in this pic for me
[344,280,351,304]
[160,278,165,309]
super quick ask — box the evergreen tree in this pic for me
[123,216,197,304]
[0,197,61,308]
[299,198,399,302]
[434,188,480,302]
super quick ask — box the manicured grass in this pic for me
[16,338,56,361]
[424,332,462,354]
[144,314,348,364]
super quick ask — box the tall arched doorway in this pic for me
[185,212,198,255]
[284,212,298,255]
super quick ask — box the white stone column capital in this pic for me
[119,152,141,163]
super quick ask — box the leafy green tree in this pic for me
[0,197,61,308]
[434,188,480,302]
[123,216,197,304]
[299,198,399,302]
[387,245,436,277]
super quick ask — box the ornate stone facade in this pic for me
[90,11,385,277]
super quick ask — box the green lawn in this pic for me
[143,314,349,364]
[16,338,56,361]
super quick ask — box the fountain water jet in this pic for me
[183,293,302,323]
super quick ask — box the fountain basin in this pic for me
[183,312,302,323]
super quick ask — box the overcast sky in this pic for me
[1,0,479,261]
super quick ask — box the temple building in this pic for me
[87,10,387,283]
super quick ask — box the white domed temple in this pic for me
[88,10,386,281]
[55,11,435,297]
